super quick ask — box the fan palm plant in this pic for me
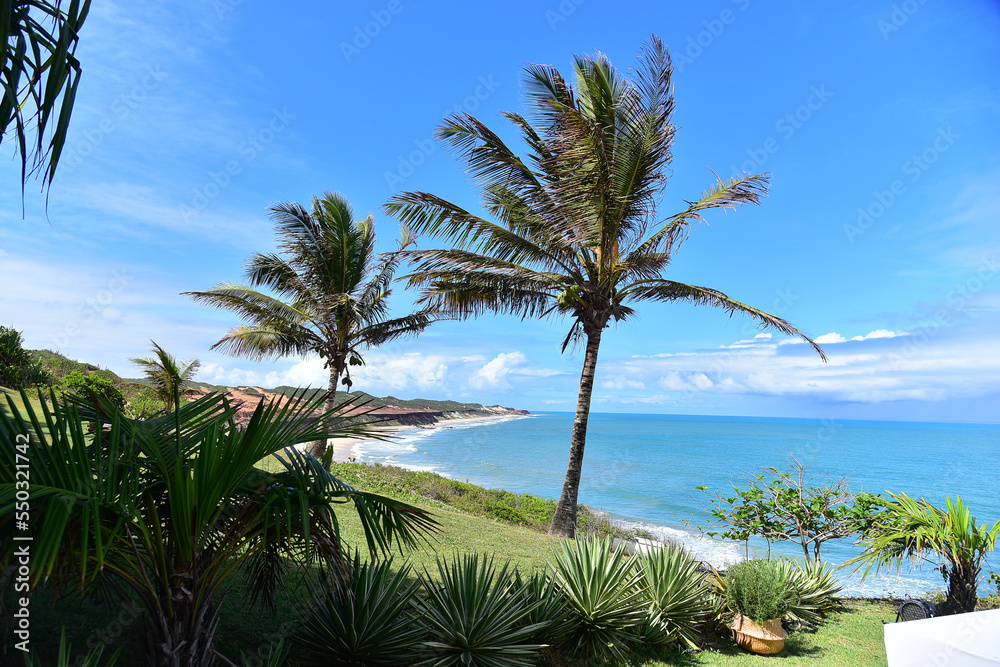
[2,0,90,193]
[0,387,438,667]
[185,191,434,459]
[848,493,1000,614]
[129,340,201,414]
[384,35,825,537]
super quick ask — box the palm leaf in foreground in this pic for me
[0,387,439,667]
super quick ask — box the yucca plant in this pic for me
[637,546,715,649]
[548,538,646,662]
[512,569,572,646]
[295,554,424,667]
[773,558,844,626]
[414,553,546,667]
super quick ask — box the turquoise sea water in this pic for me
[352,412,1000,597]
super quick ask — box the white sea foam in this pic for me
[616,517,940,597]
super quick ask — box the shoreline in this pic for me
[329,413,532,463]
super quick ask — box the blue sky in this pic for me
[2,0,998,422]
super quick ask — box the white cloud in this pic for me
[471,352,527,388]
[602,375,647,391]
[815,332,848,344]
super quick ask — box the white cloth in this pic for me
[885,609,1000,666]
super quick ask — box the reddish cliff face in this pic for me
[185,387,526,429]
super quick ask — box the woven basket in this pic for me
[730,613,787,655]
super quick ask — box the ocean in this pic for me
[351,412,1000,597]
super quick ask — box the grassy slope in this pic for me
[12,459,898,666]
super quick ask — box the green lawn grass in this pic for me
[5,458,901,666]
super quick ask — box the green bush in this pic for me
[413,553,545,667]
[295,555,423,667]
[548,537,646,662]
[62,371,126,410]
[0,326,54,389]
[724,559,797,623]
[637,546,715,649]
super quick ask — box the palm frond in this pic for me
[621,279,826,360]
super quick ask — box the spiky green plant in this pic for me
[724,559,797,623]
[23,628,118,666]
[512,569,572,646]
[185,191,434,460]
[849,493,1000,614]
[548,538,646,661]
[295,554,424,667]
[773,558,845,626]
[637,546,715,649]
[414,553,546,667]
[0,388,438,667]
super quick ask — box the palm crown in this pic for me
[186,191,433,457]
[385,36,825,536]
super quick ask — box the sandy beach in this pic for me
[327,413,528,463]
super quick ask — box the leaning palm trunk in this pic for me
[550,329,602,537]
[310,363,341,460]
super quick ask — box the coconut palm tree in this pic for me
[384,36,825,538]
[130,340,201,414]
[849,493,1000,614]
[2,0,90,193]
[185,191,434,459]
[0,386,438,666]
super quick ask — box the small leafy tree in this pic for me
[0,326,53,388]
[697,457,880,563]
[62,370,125,410]
[848,493,1000,614]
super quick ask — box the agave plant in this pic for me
[548,538,647,662]
[773,558,845,626]
[512,569,571,646]
[295,554,424,667]
[637,546,715,649]
[414,553,546,667]
[0,388,438,667]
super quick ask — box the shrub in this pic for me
[637,546,715,649]
[548,537,646,662]
[295,555,423,667]
[62,370,126,411]
[512,569,572,646]
[0,326,53,389]
[724,559,797,623]
[414,553,546,667]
